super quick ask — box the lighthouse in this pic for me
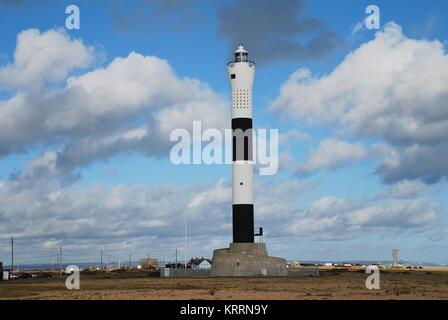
[228,45,255,244]
[211,45,288,277]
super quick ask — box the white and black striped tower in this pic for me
[228,45,255,243]
[213,54,288,275]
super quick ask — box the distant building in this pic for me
[198,260,212,269]
[324,263,333,267]
[190,257,212,269]
[140,257,159,271]
[165,263,185,269]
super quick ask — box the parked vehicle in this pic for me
[32,273,53,279]
[10,272,33,280]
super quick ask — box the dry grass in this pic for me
[1,269,447,300]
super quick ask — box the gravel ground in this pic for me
[1,269,448,300]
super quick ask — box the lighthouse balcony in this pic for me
[228,60,255,68]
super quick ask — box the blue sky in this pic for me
[0,0,447,266]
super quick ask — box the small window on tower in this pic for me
[231,74,236,79]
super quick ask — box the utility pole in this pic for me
[59,246,62,276]
[129,254,132,269]
[11,237,14,273]
[175,248,178,270]
[185,212,188,275]
[100,250,103,273]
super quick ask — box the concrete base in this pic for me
[211,243,287,277]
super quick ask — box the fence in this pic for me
[160,266,320,277]
[160,267,212,277]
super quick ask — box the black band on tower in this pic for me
[232,204,254,243]
[232,118,253,161]
[232,118,252,131]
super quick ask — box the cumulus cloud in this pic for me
[375,143,448,184]
[0,28,95,89]
[346,198,438,228]
[0,29,227,172]
[255,179,318,221]
[0,28,230,261]
[0,165,444,260]
[287,192,440,240]
[0,178,230,242]
[271,22,448,183]
[5,175,431,242]
[0,175,314,259]
[382,180,426,198]
[298,138,367,175]
[278,129,311,145]
[1,24,446,263]
[217,0,342,64]
[188,180,231,209]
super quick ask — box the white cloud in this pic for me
[287,193,440,240]
[298,138,367,175]
[47,52,225,130]
[187,180,231,209]
[383,180,426,198]
[0,178,229,241]
[41,240,61,249]
[0,175,313,252]
[255,179,318,220]
[375,143,448,184]
[310,196,350,214]
[271,22,448,183]
[0,29,227,170]
[277,151,295,171]
[0,28,95,89]
[346,198,438,228]
[0,166,444,261]
[0,26,446,263]
[278,129,310,145]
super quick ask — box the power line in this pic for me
[13,241,59,251]
[0,238,157,268]
[13,253,57,259]
[62,248,82,254]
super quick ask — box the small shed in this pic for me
[190,257,212,269]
